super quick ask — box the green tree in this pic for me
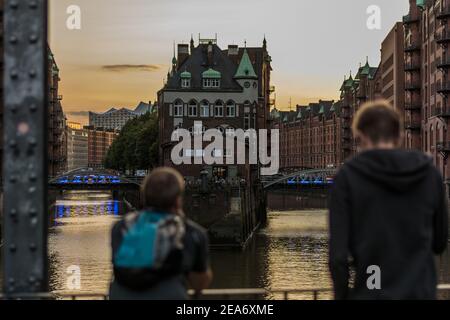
[104,112,159,173]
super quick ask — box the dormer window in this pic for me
[180,70,191,88]
[202,68,221,88]
[181,79,191,88]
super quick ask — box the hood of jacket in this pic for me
[346,149,433,193]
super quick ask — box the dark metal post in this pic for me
[2,0,48,296]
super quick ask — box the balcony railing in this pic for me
[405,80,421,91]
[437,55,450,69]
[437,82,450,94]
[437,142,450,152]
[404,102,421,111]
[404,61,421,72]
[405,119,421,130]
[437,7,450,20]
[435,30,450,44]
[404,42,421,52]
[403,13,420,24]
[434,107,450,118]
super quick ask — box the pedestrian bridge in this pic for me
[48,168,140,190]
[262,168,338,189]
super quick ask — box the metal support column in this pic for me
[2,0,48,296]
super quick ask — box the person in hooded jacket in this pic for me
[329,100,448,300]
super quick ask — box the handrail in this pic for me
[2,285,449,300]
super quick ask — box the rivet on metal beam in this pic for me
[29,137,37,147]
[29,208,37,217]
[9,0,19,9]
[9,139,17,148]
[29,0,38,9]
[10,208,17,218]
[9,244,17,253]
[9,35,18,44]
[29,243,37,251]
[29,69,37,78]
[30,103,38,112]
[29,34,38,44]
[10,70,19,79]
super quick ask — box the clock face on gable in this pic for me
[244,81,251,88]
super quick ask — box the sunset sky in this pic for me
[49,0,409,124]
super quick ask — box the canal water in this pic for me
[1,191,449,299]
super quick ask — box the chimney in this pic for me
[207,42,214,66]
[228,45,239,64]
[177,44,190,69]
[228,45,239,56]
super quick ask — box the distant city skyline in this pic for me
[49,0,409,124]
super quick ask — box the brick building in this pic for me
[272,100,341,169]
[48,50,68,176]
[66,122,88,171]
[85,126,118,169]
[403,0,450,181]
[274,58,381,170]
[158,36,273,180]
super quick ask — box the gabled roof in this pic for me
[165,43,242,91]
[234,49,258,79]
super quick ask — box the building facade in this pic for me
[382,22,406,115]
[48,50,68,176]
[66,122,88,171]
[404,0,450,181]
[274,59,381,170]
[272,101,342,170]
[85,126,118,169]
[158,37,273,180]
[89,101,155,131]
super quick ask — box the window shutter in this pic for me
[236,104,239,117]
[184,104,188,116]
[169,104,173,116]
[210,104,214,117]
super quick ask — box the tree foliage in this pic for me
[104,112,159,173]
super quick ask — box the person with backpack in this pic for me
[109,167,213,300]
[329,100,448,300]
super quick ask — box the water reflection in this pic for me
[48,191,121,294]
[210,210,332,300]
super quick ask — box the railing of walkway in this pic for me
[2,285,450,300]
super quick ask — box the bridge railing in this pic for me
[2,285,450,300]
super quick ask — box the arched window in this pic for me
[174,99,183,117]
[226,100,236,117]
[215,100,224,117]
[188,100,198,117]
[200,100,210,117]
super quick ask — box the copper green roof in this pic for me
[319,105,325,114]
[202,68,221,79]
[234,49,257,79]
[172,56,177,65]
[330,104,336,112]
[180,70,191,79]
[344,75,354,88]
[297,110,302,119]
[416,0,425,9]
[360,61,371,76]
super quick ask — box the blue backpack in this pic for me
[112,211,185,290]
